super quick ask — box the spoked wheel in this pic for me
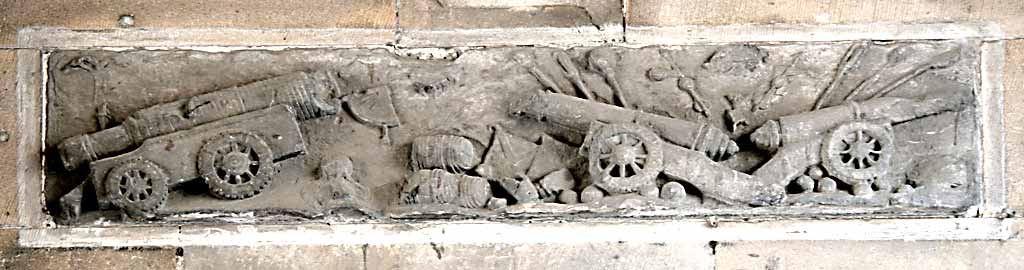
[821,122,894,184]
[198,132,275,200]
[586,123,663,194]
[105,158,169,217]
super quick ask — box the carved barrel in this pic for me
[59,71,343,170]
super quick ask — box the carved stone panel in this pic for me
[43,40,981,224]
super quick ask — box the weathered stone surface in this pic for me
[714,240,1024,270]
[398,0,624,46]
[183,245,365,270]
[0,0,396,47]
[0,50,18,226]
[1006,40,1024,212]
[367,242,713,270]
[38,41,982,224]
[626,0,1024,38]
[0,228,176,269]
[5,247,178,270]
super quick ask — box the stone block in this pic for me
[4,247,178,270]
[714,240,1024,270]
[0,228,176,270]
[367,241,713,270]
[625,0,1024,38]
[398,0,624,46]
[183,245,365,270]
[0,0,397,47]
[1006,40,1024,212]
[0,50,18,226]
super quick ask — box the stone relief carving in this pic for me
[43,40,979,223]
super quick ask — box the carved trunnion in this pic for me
[45,40,980,223]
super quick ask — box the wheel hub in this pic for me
[609,144,641,165]
[222,152,251,175]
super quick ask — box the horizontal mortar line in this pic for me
[626,22,1008,44]
[9,22,1010,49]
[17,218,1017,248]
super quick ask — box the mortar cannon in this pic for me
[511,92,783,206]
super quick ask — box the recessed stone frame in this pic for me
[9,24,1009,247]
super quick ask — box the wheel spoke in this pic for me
[629,162,642,173]
[618,164,626,177]
[602,164,613,176]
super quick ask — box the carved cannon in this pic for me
[510,92,739,160]
[749,95,966,187]
[90,105,305,217]
[59,71,343,171]
[511,92,783,206]
[59,70,400,217]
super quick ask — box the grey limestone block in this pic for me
[40,39,982,224]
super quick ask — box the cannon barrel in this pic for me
[750,94,968,152]
[510,92,737,160]
[59,70,344,171]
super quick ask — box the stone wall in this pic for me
[1,0,1023,269]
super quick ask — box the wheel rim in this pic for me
[198,132,275,200]
[105,158,169,217]
[586,123,663,194]
[821,122,893,184]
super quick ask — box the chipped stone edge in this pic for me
[14,49,48,228]
[17,218,1017,248]
[979,40,1008,217]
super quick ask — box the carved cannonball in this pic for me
[580,185,605,203]
[794,175,815,193]
[806,166,826,180]
[816,177,838,193]
[660,182,687,202]
[558,190,579,204]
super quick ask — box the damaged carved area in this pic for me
[43,40,981,224]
